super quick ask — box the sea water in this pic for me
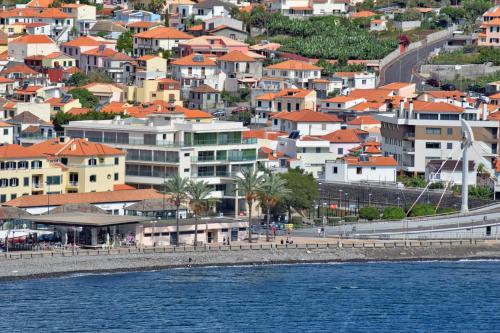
[2,261,500,332]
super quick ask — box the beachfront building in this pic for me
[376,101,499,174]
[63,112,260,214]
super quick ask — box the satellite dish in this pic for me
[460,118,474,146]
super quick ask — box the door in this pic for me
[231,228,238,241]
[207,231,213,244]
[170,232,178,246]
[486,226,492,236]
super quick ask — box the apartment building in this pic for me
[254,88,317,123]
[263,60,321,89]
[334,72,377,90]
[63,113,260,214]
[271,109,342,136]
[123,55,168,85]
[126,78,181,104]
[376,101,499,174]
[479,6,500,47]
[30,137,126,194]
[8,35,59,62]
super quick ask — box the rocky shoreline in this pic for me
[2,244,500,281]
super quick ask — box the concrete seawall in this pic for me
[2,242,500,281]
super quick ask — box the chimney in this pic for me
[70,144,76,151]
[423,93,428,102]
[482,103,489,121]
[408,101,414,119]
[461,97,466,108]
[398,101,403,118]
[156,104,162,112]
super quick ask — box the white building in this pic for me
[321,128,369,159]
[133,27,193,57]
[425,159,476,186]
[324,155,397,183]
[64,112,260,215]
[171,53,225,95]
[264,60,322,89]
[8,35,59,62]
[271,109,342,136]
[0,121,14,144]
[334,72,377,90]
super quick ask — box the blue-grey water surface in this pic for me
[2,261,500,332]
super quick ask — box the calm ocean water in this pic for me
[2,261,500,332]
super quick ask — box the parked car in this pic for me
[440,83,456,91]
[426,78,441,87]
[212,111,225,117]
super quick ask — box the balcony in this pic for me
[67,181,79,187]
[191,155,257,163]
[403,132,415,140]
[32,183,43,189]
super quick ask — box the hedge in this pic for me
[359,206,380,220]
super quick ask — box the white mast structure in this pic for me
[461,119,474,214]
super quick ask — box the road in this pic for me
[379,37,450,86]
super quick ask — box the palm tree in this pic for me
[186,180,213,246]
[258,172,291,242]
[164,174,188,246]
[235,168,264,243]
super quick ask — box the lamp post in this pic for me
[338,189,343,217]
[397,197,401,208]
[345,193,349,216]
[368,193,372,207]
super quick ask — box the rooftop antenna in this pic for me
[460,118,474,214]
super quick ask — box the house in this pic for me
[320,95,366,113]
[46,96,82,115]
[255,88,317,123]
[324,156,397,184]
[321,128,369,159]
[264,60,322,89]
[127,21,162,34]
[270,0,347,17]
[0,121,14,144]
[8,35,59,62]
[203,16,244,33]
[370,18,387,31]
[89,20,128,40]
[170,53,224,95]
[114,9,161,24]
[479,6,500,47]
[188,84,222,110]
[0,77,15,96]
[123,54,168,85]
[209,25,249,42]
[7,111,54,142]
[133,27,193,57]
[178,35,249,57]
[312,78,343,99]
[334,72,377,90]
[271,109,341,136]
[61,3,97,35]
[192,0,233,20]
[61,36,114,67]
[346,115,381,140]
[425,160,476,186]
[125,78,181,104]
[379,82,416,98]
[217,50,262,92]
[82,83,125,104]
[30,137,127,193]
[80,46,132,83]
[42,52,76,69]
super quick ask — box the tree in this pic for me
[147,0,164,13]
[68,88,99,110]
[464,0,493,21]
[65,72,90,87]
[52,111,127,132]
[116,31,133,55]
[164,174,189,246]
[258,172,291,242]
[359,206,380,220]
[87,70,113,84]
[382,207,406,220]
[281,168,319,223]
[187,180,213,245]
[235,168,264,243]
[440,6,466,22]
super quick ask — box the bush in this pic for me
[382,206,406,220]
[344,216,358,223]
[469,185,493,200]
[409,203,436,217]
[436,207,456,215]
[313,218,322,224]
[291,216,303,225]
[429,182,444,189]
[359,206,380,220]
[328,217,342,224]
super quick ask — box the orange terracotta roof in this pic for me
[380,82,415,90]
[0,77,15,83]
[187,24,203,31]
[482,17,500,26]
[217,50,256,62]
[242,129,286,140]
[343,155,397,166]
[113,184,136,191]
[4,189,163,208]
[31,138,126,157]
[3,101,17,109]
[352,10,377,18]
[422,90,466,99]
[0,121,13,127]
[349,89,393,102]
[351,102,385,112]
[364,146,382,154]
[490,92,500,99]
[82,47,118,57]
[67,107,91,116]
[171,53,216,66]
[35,8,71,19]
[0,144,46,159]
[408,101,464,113]
[127,21,161,28]
[347,115,381,125]
[321,129,367,143]
[26,0,54,8]
[45,97,77,107]
[134,27,193,39]
[138,54,161,61]
[63,36,102,47]
[272,109,341,123]
[64,66,81,74]
[256,92,276,101]
[10,34,55,44]
[484,7,500,17]
[266,59,321,71]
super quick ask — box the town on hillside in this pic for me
[1,0,500,250]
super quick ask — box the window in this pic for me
[11,194,16,200]
[371,167,376,170]
[18,161,28,169]
[361,79,366,84]
[322,124,326,130]
[46,176,61,185]
[6,161,16,170]
[114,173,119,181]
[315,147,321,153]
[31,160,42,169]
[441,114,460,120]
[447,128,453,135]
[89,175,97,182]
[419,113,439,120]
[3,129,7,135]
[447,142,453,149]
[337,148,343,155]
[88,158,97,166]
[183,168,189,172]
[426,142,441,149]
[333,166,338,174]
[23,177,29,187]
[9,178,18,187]
[0,178,7,187]
[0,195,5,203]
[356,167,362,174]
[114,157,119,165]
[426,128,441,135]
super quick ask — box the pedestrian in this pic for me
[317,228,321,237]
[321,227,325,237]
[272,226,277,238]
[223,237,226,245]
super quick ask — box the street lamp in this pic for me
[397,197,401,207]
[368,193,372,206]
[345,193,349,216]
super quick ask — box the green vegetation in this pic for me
[258,172,291,241]
[469,185,493,199]
[235,168,264,243]
[221,88,250,106]
[429,47,500,66]
[382,206,406,220]
[408,203,457,217]
[256,15,398,60]
[394,9,422,22]
[344,216,359,223]
[359,206,380,221]
[164,174,189,246]
[65,71,113,87]
[315,59,366,77]
[68,88,99,110]
[187,180,217,245]
[397,175,427,188]
[53,111,127,132]
[281,168,320,222]
[445,71,500,92]
[116,31,133,55]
